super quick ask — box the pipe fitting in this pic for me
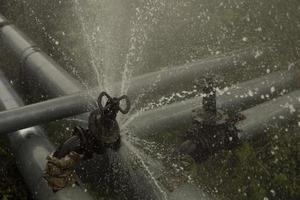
[21,46,41,67]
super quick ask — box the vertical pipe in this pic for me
[0,71,93,200]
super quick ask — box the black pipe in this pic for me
[0,70,94,200]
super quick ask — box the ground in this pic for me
[0,142,29,200]
[196,128,299,200]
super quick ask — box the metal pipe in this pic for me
[0,14,82,96]
[0,68,297,136]
[126,69,299,137]
[0,71,93,200]
[0,91,95,134]
[237,89,300,140]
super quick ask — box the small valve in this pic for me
[177,77,242,161]
[44,92,131,191]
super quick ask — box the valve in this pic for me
[44,92,131,191]
[177,77,243,162]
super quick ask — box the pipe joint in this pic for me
[177,76,243,162]
[21,46,41,66]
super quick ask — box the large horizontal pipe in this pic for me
[238,89,300,140]
[0,91,96,134]
[0,14,83,96]
[0,71,94,200]
[126,69,299,137]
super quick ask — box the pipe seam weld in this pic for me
[21,46,41,67]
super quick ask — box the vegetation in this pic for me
[194,128,299,200]
[146,126,299,200]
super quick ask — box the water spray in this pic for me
[55,92,130,158]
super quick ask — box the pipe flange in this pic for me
[21,46,41,67]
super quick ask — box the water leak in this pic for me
[0,0,299,199]
[74,0,105,92]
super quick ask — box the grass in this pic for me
[192,128,300,200]
[142,123,299,200]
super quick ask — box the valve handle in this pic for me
[118,95,131,114]
[97,92,112,110]
[97,92,130,114]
